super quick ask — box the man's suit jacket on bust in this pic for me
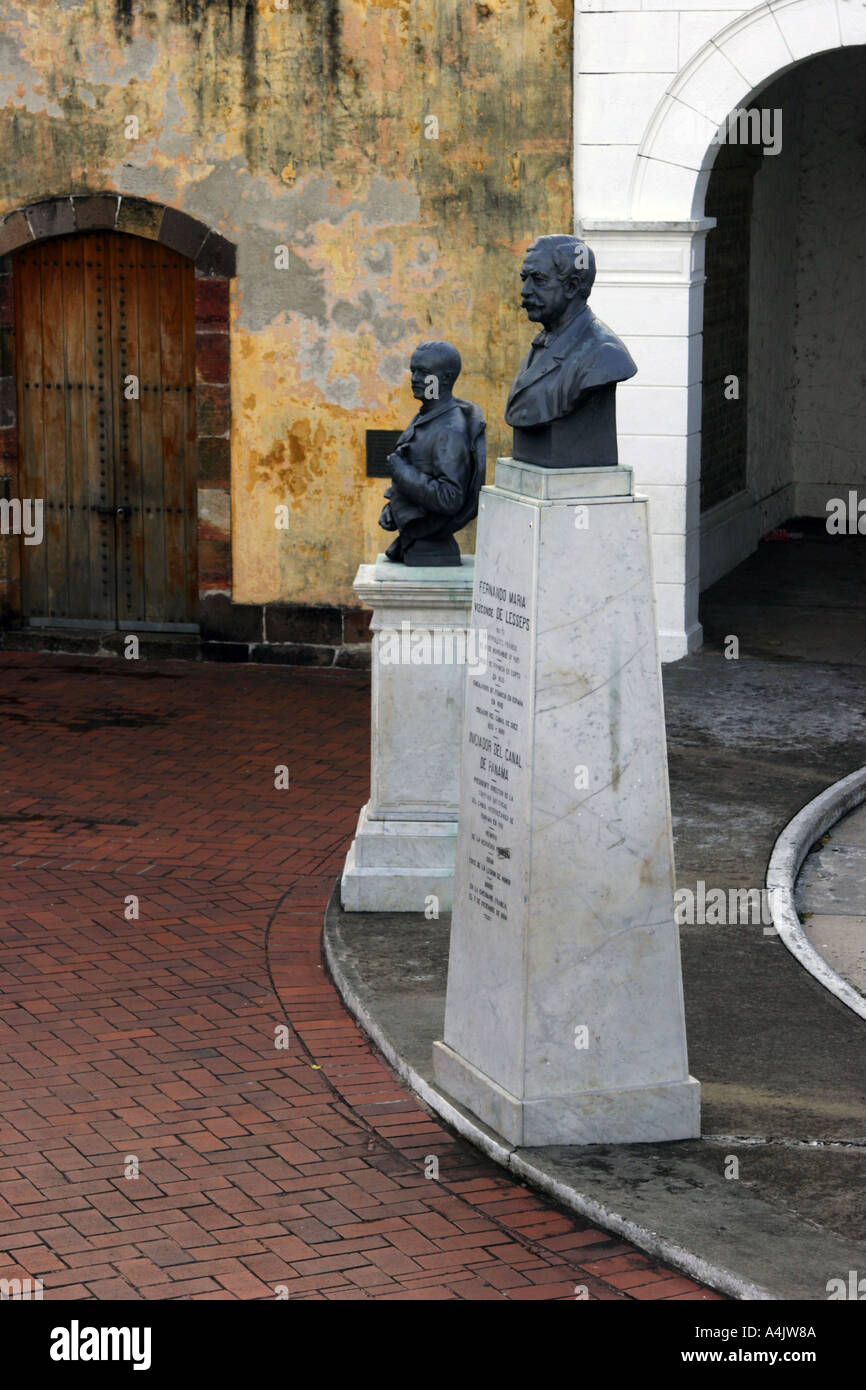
[505,303,637,430]
[385,397,485,532]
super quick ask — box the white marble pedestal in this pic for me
[432,461,700,1145]
[340,554,476,913]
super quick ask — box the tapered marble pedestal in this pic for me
[340,555,476,913]
[433,461,700,1145]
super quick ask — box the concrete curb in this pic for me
[767,764,866,1022]
[323,917,773,1302]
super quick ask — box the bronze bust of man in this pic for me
[505,234,637,469]
[379,340,486,566]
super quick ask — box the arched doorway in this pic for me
[699,46,866,618]
[0,193,235,639]
[14,230,198,630]
[574,0,866,658]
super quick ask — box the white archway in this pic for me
[574,0,866,658]
[631,0,866,221]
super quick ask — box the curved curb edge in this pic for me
[322,916,774,1303]
[766,765,866,1022]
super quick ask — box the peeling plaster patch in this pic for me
[284,178,355,233]
[178,160,423,332]
[3,92,66,118]
[183,161,419,245]
[331,290,419,348]
[0,35,64,117]
[0,29,27,74]
[180,160,332,242]
[375,311,417,347]
[179,156,249,230]
[292,322,335,391]
[332,299,367,333]
[380,354,406,387]
[325,375,361,410]
[363,242,393,277]
[108,160,179,204]
[254,321,355,408]
[99,74,197,187]
[158,72,196,160]
[361,175,419,227]
[248,172,417,237]
[80,35,161,87]
[237,234,327,332]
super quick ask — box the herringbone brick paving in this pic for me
[0,653,721,1300]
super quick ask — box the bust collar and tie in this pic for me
[527,302,591,361]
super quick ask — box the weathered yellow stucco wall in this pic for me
[0,0,572,608]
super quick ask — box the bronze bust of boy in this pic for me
[379,340,486,566]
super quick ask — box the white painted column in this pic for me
[579,220,715,661]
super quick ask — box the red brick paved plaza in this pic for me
[0,654,721,1300]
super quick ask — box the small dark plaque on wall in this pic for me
[366,429,402,478]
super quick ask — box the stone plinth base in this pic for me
[433,1040,700,1146]
[340,803,458,912]
[432,460,700,1145]
[340,555,475,915]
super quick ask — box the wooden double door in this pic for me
[14,230,198,629]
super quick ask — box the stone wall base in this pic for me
[0,598,374,668]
